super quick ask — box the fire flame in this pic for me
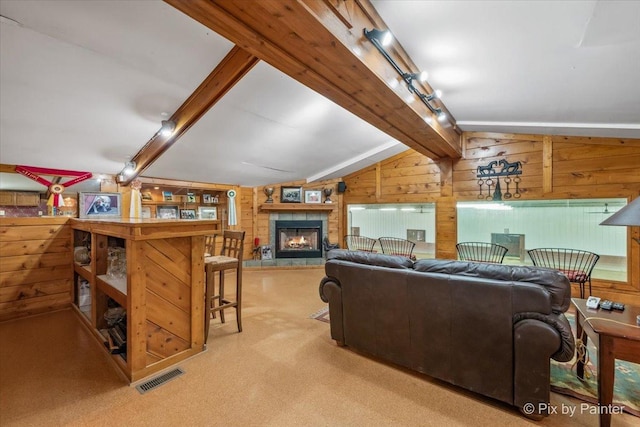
[287,236,307,248]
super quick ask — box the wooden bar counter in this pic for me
[69,218,220,382]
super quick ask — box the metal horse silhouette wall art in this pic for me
[476,159,523,200]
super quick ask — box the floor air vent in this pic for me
[135,368,184,394]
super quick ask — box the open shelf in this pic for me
[70,218,215,383]
[96,275,127,307]
[259,203,336,212]
[74,263,92,281]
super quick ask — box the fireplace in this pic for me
[275,220,322,258]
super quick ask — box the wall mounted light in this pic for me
[364,28,446,122]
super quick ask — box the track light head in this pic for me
[123,161,136,176]
[426,89,442,101]
[363,28,393,47]
[404,71,428,84]
[160,120,176,137]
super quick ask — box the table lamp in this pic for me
[600,197,640,244]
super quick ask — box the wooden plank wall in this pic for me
[0,217,73,321]
[143,237,192,364]
[240,178,344,261]
[343,132,640,305]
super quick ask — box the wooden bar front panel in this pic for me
[0,217,73,321]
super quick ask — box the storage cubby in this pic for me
[70,217,219,382]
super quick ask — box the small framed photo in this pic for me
[261,245,273,260]
[180,209,196,219]
[305,190,322,204]
[141,191,153,201]
[78,192,122,218]
[281,186,302,203]
[187,193,197,203]
[162,191,173,201]
[203,194,212,203]
[141,206,152,219]
[198,206,217,220]
[157,205,179,219]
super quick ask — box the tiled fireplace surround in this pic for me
[244,212,329,268]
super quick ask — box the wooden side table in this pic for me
[572,298,640,427]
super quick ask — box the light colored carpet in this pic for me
[1,269,638,426]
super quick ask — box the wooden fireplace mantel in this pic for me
[259,203,336,212]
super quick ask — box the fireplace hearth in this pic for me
[275,220,322,258]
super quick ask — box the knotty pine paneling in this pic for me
[239,186,257,260]
[142,237,192,356]
[146,322,190,360]
[0,217,73,321]
[343,133,640,305]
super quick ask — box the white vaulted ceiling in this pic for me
[1,0,638,190]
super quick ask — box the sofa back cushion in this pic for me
[413,259,571,312]
[327,249,414,269]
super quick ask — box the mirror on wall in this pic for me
[456,198,628,281]
[347,203,436,259]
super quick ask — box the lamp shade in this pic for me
[600,197,640,226]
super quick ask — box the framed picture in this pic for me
[180,209,196,219]
[141,206,152,219]
[305,190,322,204]
[203,194,212,203]
[198,206,217,220]
[187,193,197,203]
[157,205,179,219]
[78,192,122,218]
[261,245,273,260]
[141,191,153,201]
[281,186,302,203]
[162,191,173,201]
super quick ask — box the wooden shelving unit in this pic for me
[259,203,336,212]
[70,218,220,383]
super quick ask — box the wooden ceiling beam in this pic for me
[121,45,259,186]
[164,0,462,160]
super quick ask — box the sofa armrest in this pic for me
[513,319,562,418]
[319,276,344,345]
[514,312,575,362]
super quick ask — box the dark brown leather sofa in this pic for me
[319,250,575,419]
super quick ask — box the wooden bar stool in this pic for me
[204,230,245,342]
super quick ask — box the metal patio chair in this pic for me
[456,242,508,264]
[527,248,600,298]
[378,237,416,260]
[344,235,376,252]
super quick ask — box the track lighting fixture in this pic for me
[364,28,446,122]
